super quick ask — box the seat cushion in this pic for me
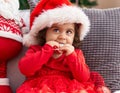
[81,8,120,92]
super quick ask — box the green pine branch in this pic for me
[19,0,30,10]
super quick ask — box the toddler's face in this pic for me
[46,23,75,45]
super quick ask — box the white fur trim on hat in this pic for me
[24,5,90,47]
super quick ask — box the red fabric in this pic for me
[17,44,105,93]
[0,37,22,77]
[0,16,25,39]
[0,85,12,93]
[90,71,105,87]
[30,0,72,28]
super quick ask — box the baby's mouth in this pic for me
[59,43,64,47]
[53,42,65,54]
[53,42,65,51]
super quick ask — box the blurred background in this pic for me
[19,0,120,10]
[95,0,120,9]
[70,0,120,8]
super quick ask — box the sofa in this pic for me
[7,7,120,93]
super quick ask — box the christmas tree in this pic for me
[19,0,30,10]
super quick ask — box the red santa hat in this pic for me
[23,0,90,47]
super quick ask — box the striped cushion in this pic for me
[82,8,120,92]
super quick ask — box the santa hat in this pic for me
[23,0,90,47]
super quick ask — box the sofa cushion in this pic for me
[81,8,120,92]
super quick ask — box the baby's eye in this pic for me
[53,28,59,33]
[66,30,73,35]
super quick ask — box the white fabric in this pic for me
[0,78,9,85]
[114,90,120,93]
[19,10,30,29]
[0,31,22,42]
[0,0,22,26]
[19,10,30,34]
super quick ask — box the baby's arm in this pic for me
[65,48,90,82]
[19,44,54,76]
[52,43,90,82]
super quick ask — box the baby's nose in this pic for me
[58,33,66,40]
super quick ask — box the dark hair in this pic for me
[36,28,47,46]
[73,23,81,48]
[36,23,82,48]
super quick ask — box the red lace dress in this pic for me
[17,44,105,93]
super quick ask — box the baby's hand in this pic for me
[59,44,74,56]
